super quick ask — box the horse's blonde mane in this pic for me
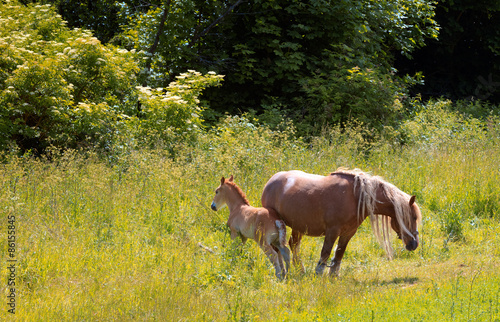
[225,181,250,205]
[332,168,417,260]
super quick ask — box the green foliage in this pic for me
[0,2,139,153]
[44,0,500,107]
[115,0,439,134]
[118,0,204,86]
[299,64,412,134]
[359,0,439,59]
[42,0,123,43]
[134,70,223,150]
[399,99,494,146]
[284,0,437,135]
[182,114,301,177]
[0,1,223,155]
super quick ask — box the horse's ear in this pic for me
[220,176,225,184]
[409,195,416,206]
[228,175,234,182]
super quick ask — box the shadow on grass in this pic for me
[379,276,419,286]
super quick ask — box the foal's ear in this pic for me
[228,175,234,182]
[220,176,225,184]
[409,195,416,206]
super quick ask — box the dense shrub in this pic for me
[0,2,222,156]
[134,70,223,152]
[0,3,139,153]
[399,99,496,146]
[298,64,413,135]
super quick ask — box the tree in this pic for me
[21,0,126,43]
[203,0,438,133]
[0,2,140,153]
[118,0,438,134]
[118,0,243,85]
[26,0,440,135]
[397,0,500,104]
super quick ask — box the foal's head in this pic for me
[211,175,233,211]
[211,175,249,211]
[391,195,422,251]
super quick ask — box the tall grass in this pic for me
[1,104,499,320]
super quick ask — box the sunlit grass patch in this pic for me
[1,110,499,320]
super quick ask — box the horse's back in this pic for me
[262,170,325,201]
[261,170,357,236]
[262,170,341,205]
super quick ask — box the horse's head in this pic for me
[391,195,421,251]
[211,175,234,211]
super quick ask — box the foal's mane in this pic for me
[331,168,418,259]
[224,181,250,205]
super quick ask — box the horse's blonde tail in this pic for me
[370,215,394,260]
[275,220,287,248]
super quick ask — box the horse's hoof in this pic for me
[315,262,327,275]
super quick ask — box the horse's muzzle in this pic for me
[211,202,217,211]
[406,238,418,251]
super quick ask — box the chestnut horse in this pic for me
[261,169,421,276]
[211,175,291,279]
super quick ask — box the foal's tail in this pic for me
[275,220,287,248]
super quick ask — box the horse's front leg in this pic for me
[289,229,305,273]
[239,234,248,246]
[316,228,339,275]
[329,232,356,277]
[230,228,247,250]
[230,227,239,240]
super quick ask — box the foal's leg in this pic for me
[231,229,248,248]
[277,245,291,274]
[289,229,305,273]
[271,240,291,277]
[271,244,286,277]
[315,228,339,275]
[260,243,284,280]
[237,233,248,250]
[329,233,355,277]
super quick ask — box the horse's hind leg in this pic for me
[329,233,355,277]
[289,229,305,273]
[316,228,339,275]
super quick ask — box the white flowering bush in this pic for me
[0,1,222,156]
[0,2,139,153]
[134,70,223,149]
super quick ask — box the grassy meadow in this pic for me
[1,105,500,321]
